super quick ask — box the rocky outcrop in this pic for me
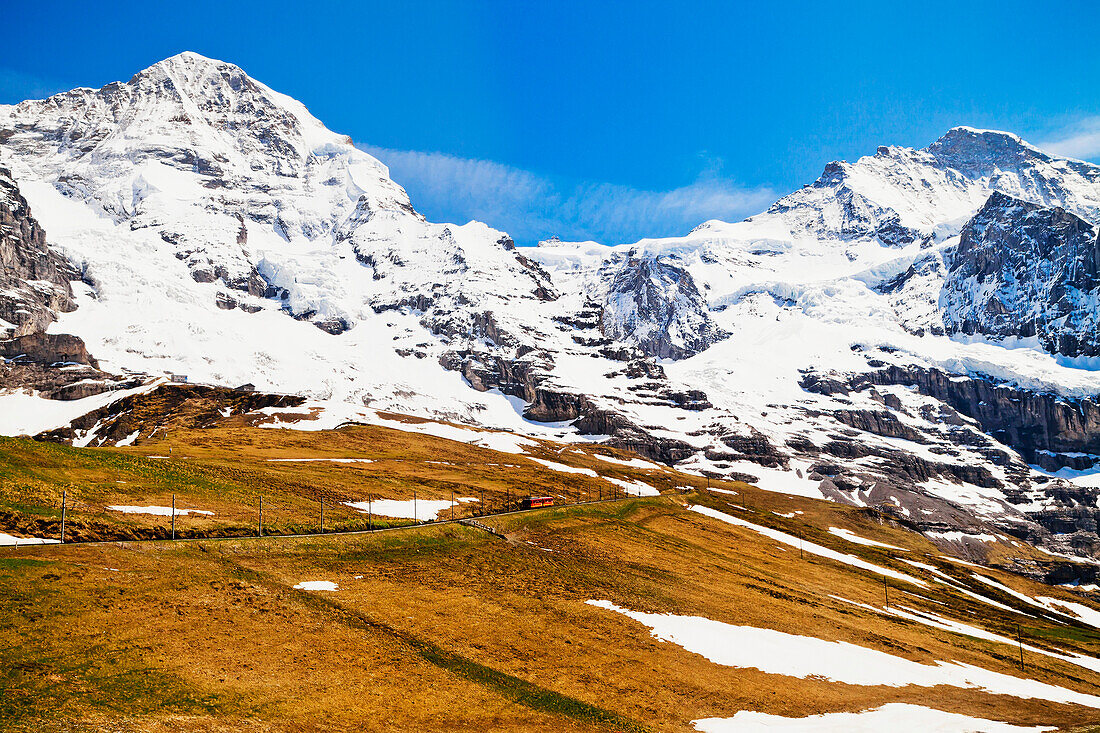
[36,383,306,446]
[942,192,1100,357]
[828,408,928,443]
[800,363,1100,554]
[599,255,726,359]
[0,166,77,337]
[0,332,97,367]
[0,168,122,399]
[846,364,1100,462]
[0,361,138,401]
[440,346,699,463]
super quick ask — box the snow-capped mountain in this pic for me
[0,52,561,423]
[4,52,1100,563]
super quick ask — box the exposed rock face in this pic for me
[0,332,97,367]
[927,127,1100,219]
[599,255,726,359]
[441,345,702,463]
[942,192,1100,356]
[849,364,1100,466]
[0,167,120,399]
[801,363,1100,555]
[0,166,77,337]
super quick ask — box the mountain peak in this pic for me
[937,125,1024,143]
[130,51,255,94]
[925,125,1047,177]
[137,51,236,76]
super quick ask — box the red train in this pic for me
[523,496,555,509]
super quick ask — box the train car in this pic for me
[524,496,555,509]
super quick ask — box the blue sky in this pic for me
[3,1,1100,244]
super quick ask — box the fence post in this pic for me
[319,499,324,533]
[884,577,889,609]
[368,494,372,531]
[414,491,418,524]
[171,493,176,540]
[258,496,263,537]
[61,490,67,544]
[451,490,454,521]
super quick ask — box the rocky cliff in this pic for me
[0,166,77,338]
[599,255,726,359]
[942,191,1100,357]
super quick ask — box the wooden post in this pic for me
[414,491,418,523]
[798,530,803,559]
[451,490,454,521]
[171,493,176,540]
[884,577,889,609]
[319,499,324,533]
[368,494,372,531]
[1017,624,1024,670]
[258,496,263,537]
[61,490,67,544]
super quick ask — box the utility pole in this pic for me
[171,493,176,540]
[61,490,67,544]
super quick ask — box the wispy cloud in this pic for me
[358,145,776,245]
[1037,117,1100,162]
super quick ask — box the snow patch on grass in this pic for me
[692,703,1054,732]
[108,505,214,516]
[690,505,925,586]
[604,476,660,496]
[0,532,60,546]
[587,600,1100,707]
[343,497,476,520]
[828,526,906,550]
[528,458,598,477]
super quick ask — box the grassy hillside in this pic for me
[0,421,679,541]
[3,423,1100,730]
